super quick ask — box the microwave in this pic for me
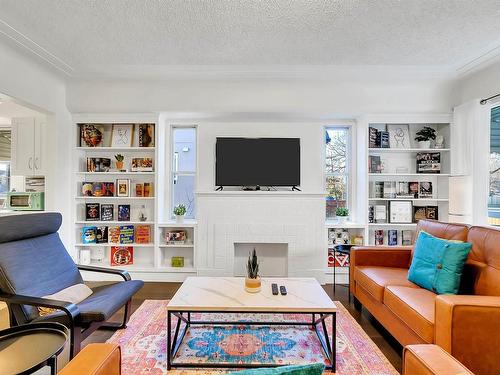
[6,192,44,211]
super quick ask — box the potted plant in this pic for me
[173,204,186,223]
[336,207,349,224]
[245,248,261,293]
[114,154,125,170]
[414,127,436,149]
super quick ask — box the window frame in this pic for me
[170,125,198,220]
[324,125,354,219]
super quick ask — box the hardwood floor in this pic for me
[84,282,403,373]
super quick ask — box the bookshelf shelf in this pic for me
[75,243,155,247]
[76,172,155,176]
[369,173,451,177]
[159,244,194,248]
[76,147,155,152]
[76,196,155,200]
[368,198,449,202]
[368,148,450,153]
[368,223,417,227]
[75,221,155,225]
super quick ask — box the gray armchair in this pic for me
[0,212,143,358]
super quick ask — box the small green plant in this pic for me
[336,207,349,217]
[114,154,124,162]
[414,127,436,142]
[173,204,186,216]
[246,248,259,279]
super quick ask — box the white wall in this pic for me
[67,70,456,115]
[0,39,73,249]
[455,60,500,105]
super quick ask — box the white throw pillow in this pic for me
[38,283,93,316]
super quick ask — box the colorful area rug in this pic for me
[107,300,398,374]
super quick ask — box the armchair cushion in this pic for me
[39,283,93,316]
[403,345,474,375]
[354,266,417,302]
[34,280,143,325]
[408,231,471,294]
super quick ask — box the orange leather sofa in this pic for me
[403,345,473,375]
[350,220,500,375]
[59,343,121,375]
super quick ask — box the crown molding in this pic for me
[0,18,74,76]
[455,42,500,78]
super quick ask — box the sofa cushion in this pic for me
[354,266,417,302]
[384,286,436,343]
[408,231,472,294]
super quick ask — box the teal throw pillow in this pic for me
[230,363,325,375]
[408,231,472,294]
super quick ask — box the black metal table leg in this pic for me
[48,355,57,375]
[167,310,172,370]
[333,247,336,296]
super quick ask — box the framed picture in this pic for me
[116,179,130,197]
[111,124,134,147]
[387,124,411,149]
[389,200,413,223]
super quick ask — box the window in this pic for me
[489,106,500,225]
[325,127,350,219]
[171,127,196,219]
[0,129,11,207]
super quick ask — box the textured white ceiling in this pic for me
[1,0,500,75]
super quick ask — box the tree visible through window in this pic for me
[325,127,350,219]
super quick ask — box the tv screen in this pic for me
[216,137,300,187]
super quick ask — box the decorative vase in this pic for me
[435,135,444,149]
[418,141,431,149]
[116,161,124,170]
[175,215,184,224]
[245,276,261,293]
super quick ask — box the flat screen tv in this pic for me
[216,137,300,187]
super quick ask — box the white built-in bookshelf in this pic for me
[325,114,453,279]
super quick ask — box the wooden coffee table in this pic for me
[167,277,337,371]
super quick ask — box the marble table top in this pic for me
[167,277,337,313]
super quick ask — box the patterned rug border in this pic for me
[107,299,399,374]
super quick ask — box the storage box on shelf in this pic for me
[158,221,197,273]
[74,122,158,275]
[367,121,451,247]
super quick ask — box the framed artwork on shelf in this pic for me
[387,124,410,149]
[111,124,134,147]
[116,179,130,197]
[389,200,413,223]
[80,124,104,147]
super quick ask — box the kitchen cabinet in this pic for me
[11,117,46,176]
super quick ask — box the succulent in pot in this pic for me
[336,207,349,224]
[245,248,261,293]
[173,204,187,223]
[115,154,125,170]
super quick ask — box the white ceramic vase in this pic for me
[418,141,431,149]
[175,215,184,224]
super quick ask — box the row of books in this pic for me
[81,182,153,197]
[369,153,441,174]
[374,229,413,246]
[369,204,438,223]
[85,203,133,221]
[371,181,433,199]
[81,225,151,244]
[369,127,390,148]
[80,123,154,148]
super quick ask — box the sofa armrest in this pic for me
[59,343,121,375]
[435,295,500,375]
[78,265,131,281]
[0,292,80,322]
[350,246,412,268]
[403,345,473,374]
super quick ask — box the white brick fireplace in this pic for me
[196,191,326,280]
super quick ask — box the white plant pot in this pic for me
[337,216,348,224]
[418,141,431,149]
[175,215,184,224]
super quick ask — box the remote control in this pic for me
[280,285,287,295]
[271,283,279,295]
